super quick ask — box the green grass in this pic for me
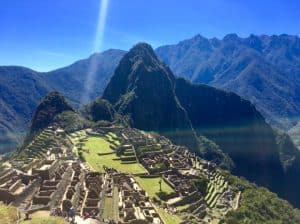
[133,178,181,224]
[108,132,117,139]
[105,132,120,146]
[102,197,113,220]
[102,188,119,221]
[135,177,174,199]
[158,208,182,224]
[112,186,119,221]
[21,217,67,224]
[82,137,146,174]
[0,203,18,224]
[176,204,190,211]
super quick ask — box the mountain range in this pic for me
[1,33,300,154]
[156,34,300,130]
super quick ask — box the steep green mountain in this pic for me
[80,97,115,122]
[103,43,199,150]
[102,43,300,207]
[29,91,74,135]
[175,78,284,188]
[0,49,125,153]
[156,34,300,130]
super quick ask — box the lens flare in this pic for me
[81,0,109,104]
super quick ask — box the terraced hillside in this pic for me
[2,123,300,224]
[66,125,300,224]
[68,127,239,224]
[69,129,146,174]
[17,127,69,161]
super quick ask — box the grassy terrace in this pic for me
[82,137,146,174]
[105,132,120,146]
[18,128,56,159]
[135,177,182,224]
[135,177,174,199]
[158,208,182,224]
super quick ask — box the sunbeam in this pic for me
[81,0,109,104]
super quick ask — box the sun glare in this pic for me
[81,0,109,104]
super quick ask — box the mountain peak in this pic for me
[103,42,174,104]
[126,42,158,65]
[29,91,73,134]
[223,33,240,42]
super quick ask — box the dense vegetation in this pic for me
[223,172,300,224]
[0,202,18,224]
[80,97,115,122]
[54,111,91,133]
[29,91,74,134]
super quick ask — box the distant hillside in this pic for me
[45,49,126,106]
[156,34,300,130]
[0,66,49,153]
[0,49,125,153]
[101,43,300,207]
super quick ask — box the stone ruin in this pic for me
[81,172,103,216]
[32,161,72,208]
[110,171,163,224]
[0,168,40,206]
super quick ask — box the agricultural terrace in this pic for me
[81,136,146,174]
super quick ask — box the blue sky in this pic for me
[0,0,299,71]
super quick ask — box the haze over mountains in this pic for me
[1,33,300,154]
